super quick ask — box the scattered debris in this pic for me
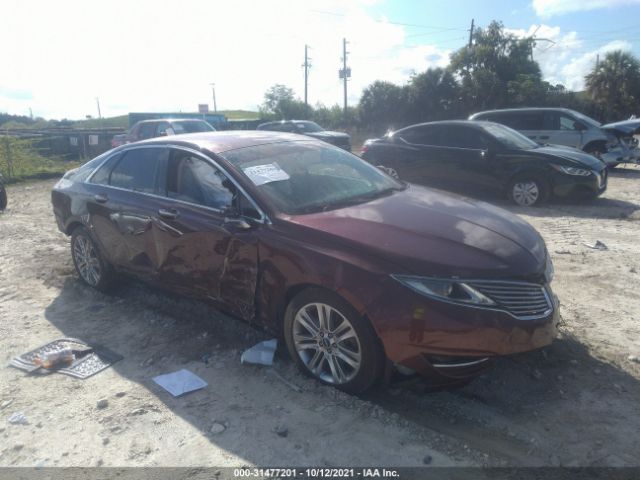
[582,240,608,250]
[96,399,109,410]
[115,392,126,398]
[0,399,14,410]
[102,437,110,445]
[555,249,572,254]
[423,454,433,465]
[210,422,226,435]
[274,424,288,437]
[241,339,277,366]
[8,412,28,425]
[153,369,207,397]
[627,355,640,364]
[267,369,302,393]
[531,369,543,380]
[10,338,122,379]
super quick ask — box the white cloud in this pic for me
[533,0,640,17]
[0,0,450,120]
[507,24,634,90]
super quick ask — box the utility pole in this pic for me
[95,97,102,119]
[468,19,474,48]
[211,84,217,112]
[303,44,312,106]
[339,38,350,116]
[596,54,600,69]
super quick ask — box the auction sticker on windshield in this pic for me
[243,163,290,186]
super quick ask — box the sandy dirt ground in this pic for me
[0,167,639,468]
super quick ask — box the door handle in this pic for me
[158,208,179,220]
[94,193,108,203]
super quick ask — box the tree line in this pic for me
[260,21,640,134]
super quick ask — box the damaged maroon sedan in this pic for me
[51,131,558,393]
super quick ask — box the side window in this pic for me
[559,115,579,131]
[109,148,166,193]
[155,122,174,136]
[138,123,157,140]
[89,153,121,185]
[513,112,544,130]
[165,151,234,210]
[441,127,489,149]
[396,126,441,145]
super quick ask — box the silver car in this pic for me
[469,108,631,167]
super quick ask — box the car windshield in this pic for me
[222,141,404,215]
[172,121,215,133]
[571,110,601,127]
[295,122,324,133]
[482,123,539,150]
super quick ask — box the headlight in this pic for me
[551,164,591,176]
[545,254,554,283]
[391,275,496,306]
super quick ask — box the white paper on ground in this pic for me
[152,369,207,397]
[241,339,278,366]
[242,163,290,186]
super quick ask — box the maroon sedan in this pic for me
[51,131,558,393]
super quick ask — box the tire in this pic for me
[70,226,115,292]
[507,175,549,207]
[0,187,6,211]
[284,288,384,394]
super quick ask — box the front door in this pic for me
[151,148,259,321]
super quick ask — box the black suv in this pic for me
[257,120,351,151]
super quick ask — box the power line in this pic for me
[310,9,467,31]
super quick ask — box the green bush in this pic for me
[0,136,79,182]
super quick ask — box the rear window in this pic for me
[172,121,215,133]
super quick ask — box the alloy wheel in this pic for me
[292,303,362,384]
[512,181,540,206]
[73,235,102,286]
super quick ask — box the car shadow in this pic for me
[41,274,640,467]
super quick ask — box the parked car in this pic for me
[361,120,607,206]
[52,131,558,393]
[469,107,632,168]
[601,118,640,163]
[0,173,6,211]
[111,119,216,148]
[257,120,351,150]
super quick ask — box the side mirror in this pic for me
[574,122,587,131]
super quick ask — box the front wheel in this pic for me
[507,176,549,207]
[71,226,115,292]
[284,288,384,394]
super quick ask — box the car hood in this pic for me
[528,145,604,170]
[305,131,350,140]
[602,120,640,136]
[282,185,547,279]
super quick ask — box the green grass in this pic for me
[0,137,80,183]
[218,110,260,120]
[71,115,129,129]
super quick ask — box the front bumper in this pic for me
[552,169,607,198]
[369,277,560,380]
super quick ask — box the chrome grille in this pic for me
[466,281,552,320]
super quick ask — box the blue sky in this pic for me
[1,0,639,120]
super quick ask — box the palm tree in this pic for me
[585,50,640,121]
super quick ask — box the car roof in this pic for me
[258,119,315,127]
[470,107,574,118]
[121,130,315,154]
[397,120,490,130]
[135,118,210,125]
